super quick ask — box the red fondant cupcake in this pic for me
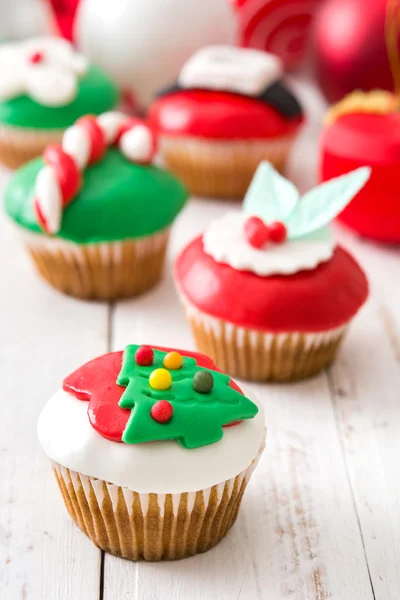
[175,162,370,381]
[320,91,400,243]
[149,46,304,199]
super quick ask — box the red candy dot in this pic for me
[269,221,288,243]
[151,400,173,423]
[244,216,270,249]
[29,51,44,64]
[135,345,154,366]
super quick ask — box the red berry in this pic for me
[29,51,44,64]
[151,400,173,423]
[244,216,270,249]
[135,345,154,366]
[269,221,287,243]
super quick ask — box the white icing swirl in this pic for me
[203,211,336,276]
[0,36,88,107]
[37,388,266,494]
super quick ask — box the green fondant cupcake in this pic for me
[0,36,119,169]
[4,112,187,299]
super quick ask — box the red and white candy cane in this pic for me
[33,113,157,234]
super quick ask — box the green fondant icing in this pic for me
[0,66,119,129]
[244,161,371,240]
[117,345,258,449]
[4,148,188,243]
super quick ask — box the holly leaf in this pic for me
[243,161,299,223]
[287,167,371,239]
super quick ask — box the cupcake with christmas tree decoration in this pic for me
[320,91,400,243]
[149,45,304,199]
[175,162,370,381]
[38,344,265,561]
[0,36,119,169]
[4,112,187,299]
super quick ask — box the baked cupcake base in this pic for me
[21,228,170,300]
[159,135,295,199]
[182,297,347,382]
[52,442,263,561]
[0,124,64,169]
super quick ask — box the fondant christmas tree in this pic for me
[117,345,258,449]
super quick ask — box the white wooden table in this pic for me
[1,79,399,600]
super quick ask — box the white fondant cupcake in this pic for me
[38,344,265,561]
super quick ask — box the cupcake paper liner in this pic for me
[21,228,170,300]
[181,297,347,382]
[159,135,296,199]
[0,123,64,169]
[51,441,264,562]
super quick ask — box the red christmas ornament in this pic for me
[151,400,173,424]
[244,216,270,248]
[314,0,400,102]
[269,221,287,243]
[235,0,321,69]
[29,51,44,64]
[135,345,154,366]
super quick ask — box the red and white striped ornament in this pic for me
[235,0,320,69]
[33,112,157,234]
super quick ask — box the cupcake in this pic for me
[175,162,370,382]
[320,91,400,243]
[4,112,187,299]
[0,36,119,168]
[38,344,265,561]
[149,45,304,199]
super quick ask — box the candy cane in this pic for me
[33,112,157,234]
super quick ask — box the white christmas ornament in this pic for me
[0,37,88,107]
[179,46,283,96]
[75,0,238,109]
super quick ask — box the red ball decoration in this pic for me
[314,0,400,102]
[244,216,270,248]
[135,345,154,366]
[29,51,44,64]
[151,400,173,423]
[269,221,287,243]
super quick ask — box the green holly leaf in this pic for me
[117,345,258,449]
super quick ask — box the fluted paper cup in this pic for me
[181,296,347,382]
[0,124,64,169]
[20,228,170,300]
[51,440,264,562]
[158,135,296,199]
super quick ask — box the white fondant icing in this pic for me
[179,45,283,96]
[62,125,91,169]
[0,36,88,106]
[38,388,266,495]
[34,166,62,234]
[203,211,336,276]
[119,124,153,163]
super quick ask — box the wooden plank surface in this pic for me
[1,78,399,600]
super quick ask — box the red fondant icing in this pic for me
[175,236,368,332]
[320,112,400,243]
[149,90,303,140]
[77,116,107,164]
[62,347,243,443]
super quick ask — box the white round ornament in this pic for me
[75,0,237,109]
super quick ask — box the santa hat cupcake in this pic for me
[149,45,304,199]
[175,162,370,382]
[4,112,187,299]
[0,36,119,169]
[38,344,265,561]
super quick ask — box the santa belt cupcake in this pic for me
[175,161,370,381]
[38,345,265,561]
[4,112,187,300]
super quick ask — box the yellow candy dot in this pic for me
[163,351,183,370]
[149,368,172,391]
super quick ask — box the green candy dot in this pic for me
[193,371,214,394]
